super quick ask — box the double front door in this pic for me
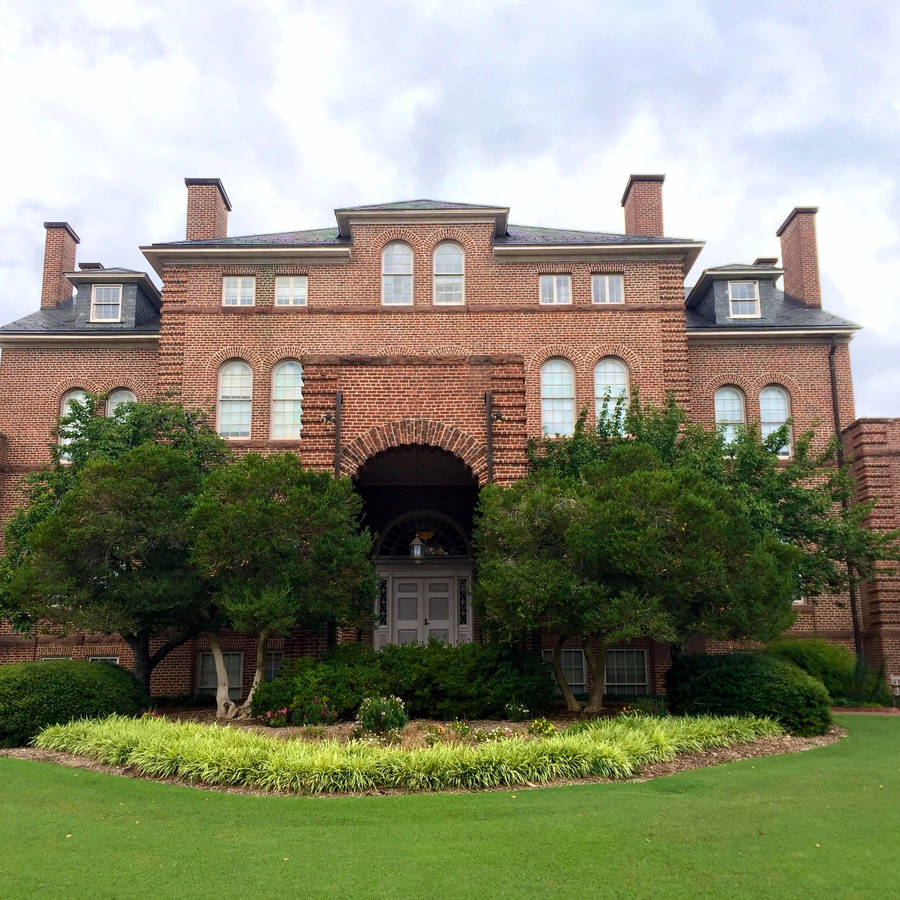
[374,566,472,648]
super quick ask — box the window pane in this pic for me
[434,243,463,275]
[541,359,575,436]
[555,276,571,303]
[434,275,463,304]
[218,362,252,437]
[760,386,791,455]
[107,389,136,417]
[540,275,555,303]
[383,243,412,275]
[592,274,623,304]
[715,387,744,445]
[383,274,412,304]
[276,276,307,306]
[604,649,648,696]
[265,651,283,682]
[608,275,624,303]
[595,358,629,424]
[272,361,303,438]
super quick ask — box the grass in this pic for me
[32,713,781,793]
[0,715,895,898]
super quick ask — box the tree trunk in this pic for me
[235,628,271,718]
[123,632,153,702]
[208,633,238,719]
[551,634,583,713]
[581,638,606,715]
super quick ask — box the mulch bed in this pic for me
[0,723,846,798]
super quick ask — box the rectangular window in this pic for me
[90,284,122,322]
[88,656,120,665]
[264,651,283,682]
[728,281,760,317]
[196,651,243,700]
[275,276,308,306]
[539,274,571,305]
[604,648,649,696]
[222,276,256,306]
[41,656,72,661]
[592,274,624,304]
[542,648,587,694]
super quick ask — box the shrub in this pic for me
[0,660,146,747]
[251,640,556,722]
[767,638,892,707]
[358,696,408,734]
[35,712,783,794]
[666,653,831,736]
[504,700,530,721]
[527,717,557,737]
[291,695,338,726]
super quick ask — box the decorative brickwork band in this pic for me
[339,419,488,485]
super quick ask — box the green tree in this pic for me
[0,396,229,692]
[5,443,214,696]
[475,442,798,712]
[189,453,376,717]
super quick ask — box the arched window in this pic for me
[433,242,464,305]
[382,241,413,305]
[106,388,136,417]
[271,361,304,439]
[59,389,88,448]
[760,385,792,456]
[594,357,630,428]
[540,358,576,436]
[217,361,252,438]
[714,386,745,445]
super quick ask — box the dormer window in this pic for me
[90,284,122,322]
[728,281,760,317]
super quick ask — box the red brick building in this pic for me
[1,175,897,700]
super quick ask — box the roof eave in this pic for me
[492,241,704,271]
[0,332,160,347]
[139,245,352,277]
[686,326,859,339]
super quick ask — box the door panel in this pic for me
[395,580,421,643]
[425,579,452,643]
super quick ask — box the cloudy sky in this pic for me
[1,0,897,416]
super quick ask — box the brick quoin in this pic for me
[0,175,897,697]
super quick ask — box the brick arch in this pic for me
[340,419,488,485]
[374,227,429,253]
[366,343,472,359]
[202,345,264,375]
[426,227,479,256]
[750,373,802,399]
[700,373,757,397]
[97,376,145,397]
[261,346,309,368]
[51,377,103,400]
[583,343,642,374]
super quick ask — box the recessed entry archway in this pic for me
[354,445,479,648]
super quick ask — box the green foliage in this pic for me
[767,638,892,706]
[504,701,530,721]
[666,653,832,736]
[189,453,375,638]
[358,696,408,733]
[34,712,783,793]
[291,696,338,727]
[0,660,145,747]
[251,641,557,721]
[527,717,557,737]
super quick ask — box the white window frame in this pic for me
[217,360,253,439]
[265,651,283,682]
[714,386,746,445]
[59,388,89,453]
[41,656,72,661]
[381,242,414,306]
[591,274,625,304]
[106,388,136,417]
[88,656,120,665]
[432,242,465,305]
[270,360,304,439]
[222,276,256,307]
[196,651,243,700]
[540,358,576,436]
[539,274,572,305]
[90,284,123,322]
[760,385,793,457]
[542,648,587,694]
[727,281,761,318]
[604,648,649,696]
[275,275,308,306]
[594,357,630,426]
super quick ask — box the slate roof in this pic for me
[685,289,859,331]
[155,227,347,249]
[497,224,694,245]
[337,199,504,211]
[0,300,161,335]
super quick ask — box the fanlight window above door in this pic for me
[376,512,469,558]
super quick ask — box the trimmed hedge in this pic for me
[35,713,783,794]
[666,652,832,736]
[767,638,892,707]
[252,641,557,722]
[0,659,146,747]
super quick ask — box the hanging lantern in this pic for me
[409,535,425,563]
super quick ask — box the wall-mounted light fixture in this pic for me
[409,536,425,563]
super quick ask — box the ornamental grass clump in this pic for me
[35,713,783,795]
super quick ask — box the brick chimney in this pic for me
[776,207,821,309]
[41,222,79,309]
[185,178,231,240]
[621,174,665,237]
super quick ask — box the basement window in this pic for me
[728,281,760,317]
[90,284,122,322]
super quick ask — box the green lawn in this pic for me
[1,715,897,899]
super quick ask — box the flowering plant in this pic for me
[504,700,530,722]
[357,695,408,734]
[291,695,338,726]
[263,707,290,728]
